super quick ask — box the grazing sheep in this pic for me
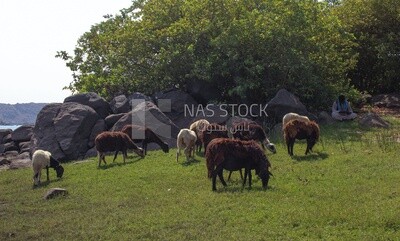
[95,131,145,167]
[176,128,197,162]
[121,124,169,155]
[232,122,276,153]
[283,119,320,156]
[282,112,310,128]
[32,150,64,186]
[189,119,210,152]
[200,123,229,153]
[206,138,272,191]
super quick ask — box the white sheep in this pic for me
[32,150,64,186]
[282,112,310,128]
[176,128,197,162]
[189,119,210,152]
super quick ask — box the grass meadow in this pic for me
[1,117,400,240]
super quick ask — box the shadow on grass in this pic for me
[212,184,273,193]
[32,177,63,189]
[291,151,329,162]
[97,156,144,170]
[180,158,201,166]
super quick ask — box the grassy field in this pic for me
[1,117,400,240]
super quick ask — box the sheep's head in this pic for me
[135,147,145,158]
[161,143,169,153]
[266,143,277,154]
[55,165,64,178]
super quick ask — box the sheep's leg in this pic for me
[248,169,252,189]
[217,169,227,187]
[289,140,295,156]
[227,171,233,181]
[142,140,147,155]
[243,169,248,187]
[176,147,180,162]
[239,169,243,180]
[113,151,119,162]
[122,150,126,164]
[102,153,107,166]
[46,166,50,181]
[212,171,218,191]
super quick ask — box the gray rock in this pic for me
[110,95,130,114]
[371,93,400,108]
[266,89,309,122]
[64,92,111,119]
[11,125,34,142]
[18,141,31,152]
[112,101,180,140]
[32,102,100,161]
[84,147,98,159]
[44,188,68,200]
[88,119,106,148]
[318,111,335,125]
[4,142,19,152]
[0,129,12,144]
[128,92,153,109]
[2,133,12,144]
[9,152,31,169]
[358,113,390,128]
[105,113,125,129]
[154,89,198,114]
[0,158,10,165]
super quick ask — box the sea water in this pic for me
[0,125,21,131]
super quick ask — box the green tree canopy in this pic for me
[57,0,358,109]
[334,0,400,94]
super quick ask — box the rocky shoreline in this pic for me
[0,90,398,170]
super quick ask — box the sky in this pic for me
[0,0,133,104]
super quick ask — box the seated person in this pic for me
[331,94,357,121]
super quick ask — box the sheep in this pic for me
[32,150,64,186]
[282,112,310,128]
[206,138,272,191]
[231,122,276,153]
[189,119,210,153]
[200,123,229,153]
[95,131,145,167]
[283,119,320,156]
[176,128,197,162]
[229,122,276,181]
[121,124,169,155]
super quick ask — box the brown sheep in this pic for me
[95,131,145,167]
[231,122,276,153]
[206,138,272,191]
[200,123,229,153]
[283,119,320,156]
[121,124,169,155]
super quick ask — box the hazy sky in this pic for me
[0,0,132,104]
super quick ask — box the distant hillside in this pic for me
[0,103,47,125]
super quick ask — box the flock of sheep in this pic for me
[32,112,320,191]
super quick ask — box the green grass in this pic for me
[1,118,400,240]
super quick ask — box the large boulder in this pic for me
[110,95,130,114]
[112,101,180,140]
[11,125,34,142]
[64,92,111,119]
[88,119,107,148]
[153,89,198,129]
[32,102,100,161]
[128,92,153,109]
[105,113,125,129]
[266,89,309,122]
[358,113,390,128]
[371,93,400,108]
[0,129,12,144]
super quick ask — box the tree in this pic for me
[334,0,400,94]
[58,0,358,109]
